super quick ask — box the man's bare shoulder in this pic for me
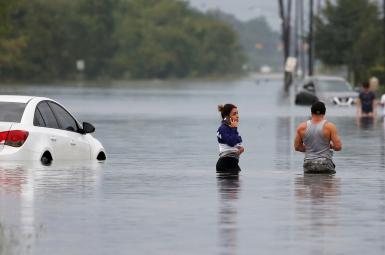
[296,122,307,132]
[325,122,338,131]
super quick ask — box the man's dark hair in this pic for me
[362,81,370,89]
[311,101,326,115]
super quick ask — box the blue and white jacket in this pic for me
[217,121,242,158]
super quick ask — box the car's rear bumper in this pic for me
[0,146,40,160]
[330,97,355,106]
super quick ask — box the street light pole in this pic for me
[300,0,306,77]
[383,0,385,72]
[308,0,314,76]
[278,0,293,91]
[294,0,299,62]
[316,0,321,15]
[278,0,289,67]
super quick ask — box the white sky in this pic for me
[187,0,384,31]
[187,0,280,30]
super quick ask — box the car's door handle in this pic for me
[70,141,76,146]
[50,136,57,142]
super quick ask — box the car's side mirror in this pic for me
[304,83,315,92]
[81,122,95,134]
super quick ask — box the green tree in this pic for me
[0,0,119,80]
[112,0,199,78]
[0,0,81,80]
[112,0,244,79]
[208,11,281,71]
[0,0,244,81]
[315,0,383,83]
[73,0,119,78]
[0,0,26,75]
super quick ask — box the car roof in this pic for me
[306,76,346,81]
[0,95,49,103]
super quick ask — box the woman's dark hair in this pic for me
[362,81,370,89]
[218,104,237,118]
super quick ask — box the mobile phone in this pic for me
[223,116,231,125]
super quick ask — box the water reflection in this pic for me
[217,175,241,255]
[0,163,38,255]
[356,116,376,129]
[382,119,385,167]
[295,174,340,201]
[0,161,102,255]
[274,116,294,170]
[295,174,341,248]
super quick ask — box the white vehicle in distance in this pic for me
[0,95,106,165]
[295,76,358,106]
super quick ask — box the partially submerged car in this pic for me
[295,76,358,106]
[0,95,106,164]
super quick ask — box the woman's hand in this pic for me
[229,118,238,127]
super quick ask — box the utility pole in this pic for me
[383,0,385,73]
[300,0,306,77]
[308,0,314,76]
[294,0,299,63]
[278,0,293,91]
[278,0,288,66]
[287,0,292,62]
[316,0,322,15]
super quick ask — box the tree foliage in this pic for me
[0,0,244,81]
[208,10,281,71]
[0,0,25,70]
[315,0,384,83]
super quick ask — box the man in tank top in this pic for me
[294,101,342,173]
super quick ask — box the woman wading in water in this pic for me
[216,104,244,174]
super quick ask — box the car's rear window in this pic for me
[0,102,27,122]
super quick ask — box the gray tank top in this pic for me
[303,120,333,160]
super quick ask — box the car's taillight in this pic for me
[0,130,29,147]
[0,131,8,144]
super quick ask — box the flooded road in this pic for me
[0,77,384,254]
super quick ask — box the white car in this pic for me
[295,76,358,106]
[0,95,106,164]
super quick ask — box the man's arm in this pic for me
[294,123,306,152]
[327,123,342,151]
[381,95,385,106]
[356,97,361,117]
[372,99,377,117]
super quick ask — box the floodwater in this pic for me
[0,76,385,255]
